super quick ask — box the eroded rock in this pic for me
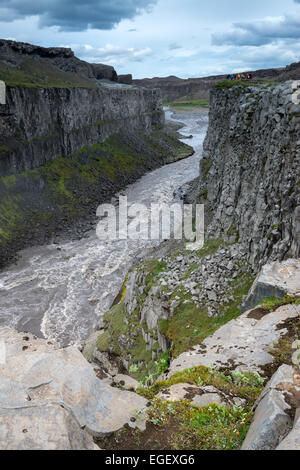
[0,327,148,449]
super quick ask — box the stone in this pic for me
[0,327,148,449]
[242,259,300,312]
[113,374,139,391]
[277,409,300,450]
[241,389,292,450]
[0,405,96,450]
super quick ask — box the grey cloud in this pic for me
[212,15,300,46]
[0,0,157,31]
[168,43,182,50]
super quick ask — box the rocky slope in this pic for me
[133,60,300,102]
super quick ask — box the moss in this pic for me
[143,259,168,293]
[146,399,252,450]
[96,331,110,352]
[269,315,300,368]
[200,158,212,178]
[157,319,169,336]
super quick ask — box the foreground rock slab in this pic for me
[277,409,300,450]
[0,327,148,450]
[242,365,300,450]
[168,304,300,376]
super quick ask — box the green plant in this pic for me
[231,370,264,388]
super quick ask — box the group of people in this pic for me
[227,73,254,80]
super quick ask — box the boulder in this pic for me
[113,374,139,391]
[242,365,297,450]
[242,259,300,312]
[0,327,148,449]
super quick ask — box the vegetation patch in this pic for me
[137,365,264,402]
[96,398,253,451]
[215,79,278,91]
[162,270,254,357]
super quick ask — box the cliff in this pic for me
[0,85,164,176]
[197,81,300,267]
[0,39,117,82]
[0,40,193,268]
[133,61,300,102]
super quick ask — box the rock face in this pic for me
[197,81,300,266]
[118,74,133,85]
[0,39,118,82]
[243,259,300,311]
[0,84,164,177]
[0,327,148,450]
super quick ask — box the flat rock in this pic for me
[0,404,96,450]
[242,259,300,312]
[0,327,148,449]
[168,304,300,376]
[156,383,243,408]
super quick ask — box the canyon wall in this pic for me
[0,41,195,268]
[197,81,300,266]
[0,84,164,176]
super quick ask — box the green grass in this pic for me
[258,295,300,312]
[162,270,254,357]
[0,58,96,89]
[215,79,278,91]
[147,399,252,450]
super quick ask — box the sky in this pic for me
[0,0,300,79]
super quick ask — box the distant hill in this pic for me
[133,62,300,102]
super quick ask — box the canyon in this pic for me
[0,40,300,450]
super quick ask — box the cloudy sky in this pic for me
[0,0,300,78]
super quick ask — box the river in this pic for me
[0,109,208,346]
